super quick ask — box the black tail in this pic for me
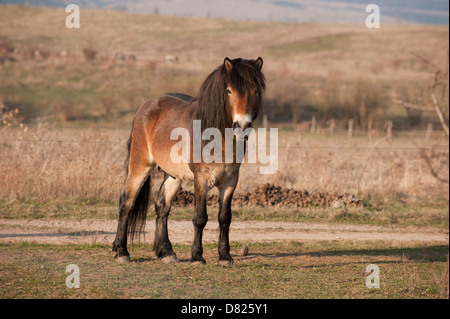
[126,175,151,244]
[122,119,151,245]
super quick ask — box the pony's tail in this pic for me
[126,174,151,245]
[122,119,151,245]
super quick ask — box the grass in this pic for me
[267,33,351,56]
[0,5,448,129]
[0,126,448,203]
[0,5,448,300]
[1,241,448,298]
[0,195,448,228]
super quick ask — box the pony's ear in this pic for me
[255,57,263,70]
[224,57,233,72]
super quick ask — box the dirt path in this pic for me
[0,219,448,245]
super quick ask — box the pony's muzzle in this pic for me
[232,120,252,131]
[233,121,252,141]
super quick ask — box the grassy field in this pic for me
[0,5,448,203]
[0,5,448,128]
[0,4,448,300]
[1,241,448,299]
[0,125,448,201]
[0,195,448,228]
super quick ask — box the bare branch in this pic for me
[430,67,449,137]
[393,98,435,112]
[410,139,449,184]
[431,91,449,137]
[420,149,449,184]
[411,52,443,72]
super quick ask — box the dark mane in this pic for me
[193,58,266,133]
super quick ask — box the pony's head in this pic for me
[223,57,265,134]
[195,57,265,136]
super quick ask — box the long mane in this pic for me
[193,58,266,133]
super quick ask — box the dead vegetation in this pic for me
[0,5,448,206]
[0,5,449,130]
[0,124,447,205]
[174,183,364,208]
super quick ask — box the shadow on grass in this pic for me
[243,245,449,263]
[0,230,115,238]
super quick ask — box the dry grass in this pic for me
[239,130,449,197]
[0,125,447,204]
[0,6,447,302]
[0,4,448,206]
[1,241,448,299]
[0,126,127,202]
[0,5,448,128]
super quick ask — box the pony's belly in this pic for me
[158,160,194,182]
[150,137,194,181]
[169,163,195,181]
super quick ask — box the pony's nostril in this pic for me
[233,121,252,131]
[242,122,252,131]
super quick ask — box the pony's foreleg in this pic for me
[191,176,209,265]
[154,173,181,263]
[217,175,238,266]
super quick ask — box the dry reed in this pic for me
[0,126,447,203]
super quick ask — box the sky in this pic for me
[1,0,449,24]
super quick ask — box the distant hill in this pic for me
[1,0,448,25]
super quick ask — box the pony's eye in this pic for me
[227,89,232,96]
[255,91,259,96]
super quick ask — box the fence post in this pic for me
[386,120,393,141]
[368,118,373,145]
[311,116,316,134]
[425,123,433,141]
[328,118,336,135]
[348,119,353,138]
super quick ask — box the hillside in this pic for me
[0,4,448,128]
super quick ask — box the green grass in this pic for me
[1,241,448,298]
[267,33,351,57]
[1,196,447,228]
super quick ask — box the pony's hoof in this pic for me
[116,255,132,263]
[162,254,179,264]
[218,259,234,267]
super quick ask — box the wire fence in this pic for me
[0,137,448,151]
[1,121,449,152]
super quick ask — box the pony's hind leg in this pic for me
[112,166,151,263]
[154,173,181,264]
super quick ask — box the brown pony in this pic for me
[112,57,265,266]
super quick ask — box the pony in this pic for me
[112,57,265,266]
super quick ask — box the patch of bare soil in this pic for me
[0,219,447,246]
[174,183,364,208]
